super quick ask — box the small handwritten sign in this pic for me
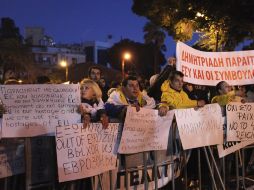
[226,102,254,141]
[175,104,223,150]
[0,84,81,137]
[118,107,174,154]
[56,123,119,182]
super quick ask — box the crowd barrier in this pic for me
[0,120,254,190]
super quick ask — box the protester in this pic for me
[105,75,156,120]
[211,81,245,106]
[98,76,109,102]
[88,65,101,82]
[158,71,206,116]
[147,56,176,101]
[79,78,108,128]
[86,65,109,102]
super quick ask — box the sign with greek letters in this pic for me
[118,107,174,154]
[175,104,223,150]
[55,123,119,182]
[0,84,81,137]
[176,41,254,86]
[226,102,254,141]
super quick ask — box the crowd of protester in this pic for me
[2,57,254,189]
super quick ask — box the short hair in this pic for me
[122,75,138,87]
[80,78,102,101]
[88,66,101,77]
[216,81,226,93]
[169,71,184,81]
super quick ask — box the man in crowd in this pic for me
[159,70,206,115]
[148,56,176,101]
[87,66,108,101]
[88,66,101,82]
[105,75,155,120]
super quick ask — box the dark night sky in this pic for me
[0,0,199,57]
[0,0,249,58]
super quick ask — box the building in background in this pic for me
[83,41,112,66]
[25,27,55,46]
[32,46,86,68]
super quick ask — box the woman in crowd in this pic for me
[211,81,246,106]
[79,78,109,129]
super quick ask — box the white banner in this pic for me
[0,84,81,137]
[226,102,254,141]
[175,104,223,150]
[118,107,174,154]
[176,41,254,86]
[56,123,119,182]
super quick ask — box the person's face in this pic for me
[219,82,231,95]
[168,57,176,66]
[89,68,101,82]
[81,84,95,100]
[123,80,140,99]
[238,86,246,93]
[171,75,184,91]
[185,83,193,92]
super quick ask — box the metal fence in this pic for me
[0,121,254,190]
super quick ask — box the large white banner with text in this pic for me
[176,41,254,86]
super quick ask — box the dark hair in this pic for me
[88,66,101,77]
[169,71,184,81]
[122,75,138,87]
[36,76,51,84]
[216,81,226,93]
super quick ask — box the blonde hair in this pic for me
[80,78,102,101]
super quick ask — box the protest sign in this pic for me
[56,123,119,182]
[217,140,254,158]
[0,139,25,178]
[175,104,223,150]
[0,84,81,137]
[216,116,254,157]
[176,41,254,86]
[226,102,254,141]
[118,107,174,154]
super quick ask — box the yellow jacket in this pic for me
[211,91,241,106]
[160,80,197,109]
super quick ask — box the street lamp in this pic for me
[122,52,131,78]
[60,60,68,81]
